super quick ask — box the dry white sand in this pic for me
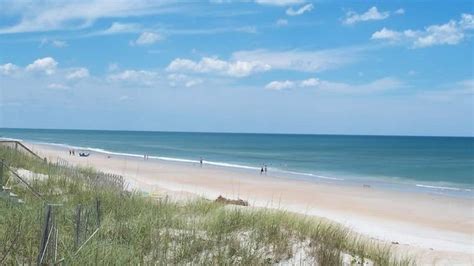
[26,142,474,264]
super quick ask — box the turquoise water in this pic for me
[1,128,473,196]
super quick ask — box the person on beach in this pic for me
[260,167,264,175]
[264,164,267,174]
[200,157,203,167]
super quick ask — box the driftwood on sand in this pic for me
[215,195,249,206]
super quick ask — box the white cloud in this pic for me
[276,19,288,26]
[26,57,58,75]
[100,22,142,35]
[255,0,305,6]
[0,1,174,34]
[300,78,320,87]
[265,77,402,93]
[414,21,463,47]
[166,57,271,77]
[265,80,295,90]
[0,63,19,75]
[67,68,90,80]
[286,3,313,16]
[232,47,362,73]
[371,14,474,48]
[394,8,405,15]
[265,78,319,90]
[132,32,163,46]
[343,7,389,25]
[371,27,402,41]
[460,13,474,29]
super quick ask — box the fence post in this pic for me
[38,204,52,264]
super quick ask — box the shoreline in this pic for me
[11,138,474,199]
[8,140,474,263]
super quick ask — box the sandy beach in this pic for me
[27,141,474,264]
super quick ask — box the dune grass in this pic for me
[0,145,414,265]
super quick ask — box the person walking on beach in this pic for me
[200,157,203,167]
[260,167,264,175]
[264,164,267,174]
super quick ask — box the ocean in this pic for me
[1,128,473,197]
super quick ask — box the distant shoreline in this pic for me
[1,134,472,199]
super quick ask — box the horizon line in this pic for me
[1,127,473,138]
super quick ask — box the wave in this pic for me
[0,137,24,142]
[415,184,472,192]
[276,170,344,181]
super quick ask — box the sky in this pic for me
[0,0,473,136]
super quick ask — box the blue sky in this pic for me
[0,0,473,136]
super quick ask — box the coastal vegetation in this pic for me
[0,145,413,265]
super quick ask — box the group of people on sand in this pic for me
[68,149,89,157]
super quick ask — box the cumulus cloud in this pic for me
[286,3,313,16]
[166,57,271,77]
[0,63,19,75]
[343,7,389,25]
[26,57,58,75]
[371,28,402,41]
[265,77,402,93]
[132,32,163,46]
[67,68,90,80]
[255,0,305,6]
[232,47,362,73]
[371,13,474,48]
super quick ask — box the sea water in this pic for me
[1,128,472,197]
